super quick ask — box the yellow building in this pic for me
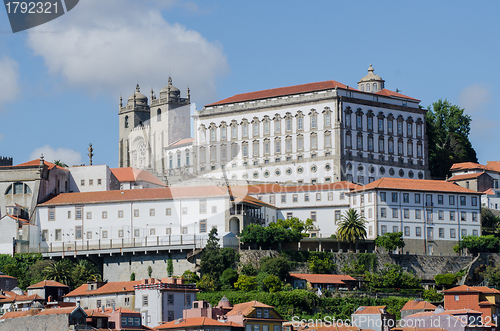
[225,301,286,331]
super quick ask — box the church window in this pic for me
[297,136,304,151]
[274,120,281,134]
[311,115,317,129]
[275,139,281,154]
[221,127,227,140]
[124,116,129,128]
[310,134,317,150]
[210,129,216,142]
[253,142,259,157]
[324,113,331,127]
[286,118,292,131]
[324,132,331,148]
[157,109,161,122]
[297,117,303,131]
[177,154,181,167]
[186,152,190,166]
[253,123,259,137]
[264,121,270,135]
[232,125,238,139]
[242,124,248,138]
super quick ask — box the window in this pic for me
[334,210,341,223]
[286,212,293,219]
[118,230,124,237]
[102,231,108,239]
[380,192,386,202]
[310,211,317,222]
[80,179,85,186]
[415,194,421,204]
[54,229,62,241]
[182,227,188,234]
[186,152,190,166]
[89,179,93,186]
[200,219,207,233]
[150,228,156,236]
[380,208,386,218]
[304,194,310,202]
[415,209,421,219]
[86,212,92,219]
[397,121,403,135]
[403,193,409,203]
[254,325,260,331]
[75,206,83,220]
[388,140,394,153]
[357,135,362,149]
[404,226,410,236]
[472,196,478,206]
[450,228,456,238]
[356,114,362,129]
[439,228,444,238]
[416,227,422,237]
[232,125,238,139]
[388,120,393,134]
[393,226,398,233]
[392,208,398,218]
[392,192,398,202]
[378,138,384,152]
[450,211,455,221]
[87,231,92,239]
[101,211,107,219]
[75,226,82,239]
[473,230,478,236]
[41,229,48,241]
[404,209,409,219]
[254,143,260,156]
[461,211,466,221]
[455,295,459,301]
[118,210,124,218]
[185,294,192,307]
[297,117,303,130]
[449,196,455,205]
[134,229,140,237]
[345,113,351,127]
[438,210,444,220]
[316,193,321,201]
[461,229,467,237]
[134,209,139,217]
[182,207,187,215]
[253,122,259,137]
[148,209,155,217]
[472,212,478,222]
[367,116,373,130]
[378,118,384,132]
[200,200,207,214]
[168,294,174,305]
[168,311,174,322]
[293,194,298,203]
[381,225,387,235]
[311,134,318,149]
[311,115,317,129]
[460,196,466,206]
[68,211,71,219]
[324,113,331,127]
[142,295,148,307]
[264,309,269,318]
[340,192,345,200]
[417,124,422,137]
[281,195,286,203]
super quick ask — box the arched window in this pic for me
[366,84,370,92]
[157,109,161,122]
[373,83,377,92]
[124,116,129,128]
[360,84,364,91]
[5,183,31,195]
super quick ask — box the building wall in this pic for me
[65,292,134,311]
[0,313,71,331]
[68,165,115,192]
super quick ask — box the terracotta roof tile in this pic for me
[155,317,243,330]
[9,159,69,171]
[401,300,437,311]
[205,80,355,107]
[483,188,497,195]
[225,301,274,317]
[65,280,141,297]
[451,162,494,172]
[167,137,194,148]
[28,280,69,288]
[1,309,39,319]
[38,307,84,316]
[289,273,356,284]
[447,172,489,181]
[353,306,387,315]
[442,285,500,294]
[486,161,500,172]
[406,309,483,318]
[110,167,166,187]
[352,178,481,194]
[374,88,420,101]
[0,292,43,303]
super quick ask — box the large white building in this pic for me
[120,65,429,186]
[348,177,482,255]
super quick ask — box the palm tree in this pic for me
[336,208,367,252]
[43,260,73,286]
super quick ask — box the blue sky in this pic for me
[0,0,498,167]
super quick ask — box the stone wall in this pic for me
[0,313,69,331]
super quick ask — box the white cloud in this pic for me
[458,83,491,114]
[30,145,82,166]
[0,56,20,109]
[26,0,228,103]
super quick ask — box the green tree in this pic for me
[270,217,314,236]
[238,224,303,246]
[182,270,200,283]
[261,274,282,293]
[375,232,405,253]
[423,287,444,301]
[365,263,421,289]
[167,255,174,277]
[453,235,500,254]
[196,275,217,292]
[199,228,239,284]
[234,275,258,291]
[308,255,336,274]
[240,263,258,276]
[336,209,367,251]
[220,268,239,289]
[53,160,68,167]
[130,272,136,281]
[481,265,500,287]
[43,260,74,287]
[71,260,101,288]
[259,256,291,281]
[426,99,477,178]
[482,208,500,231]
[148,265,153,278]
[434,273,458,288]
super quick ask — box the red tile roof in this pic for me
[483,188,498,195]
[451,162,494,172]
[205,80,356,107]
[168,137,194,148]
[447,172,489,181]
[374,88,420,101]
[225,301,274,317]
[352,177,481,194]
[9,159,69,171]
[406,309,483,317]
[0,292,42,303]
[65,280,141,297]
[0,274,17,280]
[37,307,84,316]
[110,167,166,187]
[486,161,500,172]
[28,280,69,288]
[442,285,500,294]
[155,317,243,330]
[353,306,388,315]
[289,273,356,285]
[401,300,437,311]
[0,309,39,319]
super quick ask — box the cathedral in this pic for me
[119,66,429,185]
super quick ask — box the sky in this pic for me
[0,0,499,167]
